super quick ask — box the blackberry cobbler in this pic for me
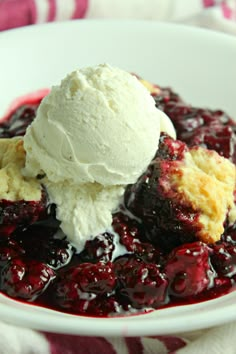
[0,80,236,317]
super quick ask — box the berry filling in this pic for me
[1,258,56,301]
[114,255,168,308]
[0,84,236,317]
[153,87,236,163]
[164,242,212,297]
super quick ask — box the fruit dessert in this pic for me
[0,64,236,317]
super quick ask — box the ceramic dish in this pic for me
[0,20,236,336]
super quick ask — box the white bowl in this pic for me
[0,20,236,336]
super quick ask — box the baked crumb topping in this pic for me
[171,146,236,243]
[0,138,41,201]
[139,79,161,95]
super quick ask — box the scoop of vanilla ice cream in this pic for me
[24,64,162,186]
[46,181,124,250]
[23,64,175,250]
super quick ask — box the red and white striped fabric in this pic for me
[33,0,88,24]
[0,0,88,31]
[1,320,236,354]
[0,0,236,32]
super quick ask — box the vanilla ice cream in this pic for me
[23,64,175,250]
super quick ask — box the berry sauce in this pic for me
[0,87,236,317]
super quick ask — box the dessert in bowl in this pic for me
[0,20,236,336]
[1,62,236,316]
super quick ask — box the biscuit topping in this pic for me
[0,138,41,201]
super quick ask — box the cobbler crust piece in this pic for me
[0,138,41,201]
[171,146,236,243]
[0,138,47,236]
[125,133,236,246]
[139,79,161,95]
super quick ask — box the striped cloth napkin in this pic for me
[0,1,236,353]
[0,0,236,32]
